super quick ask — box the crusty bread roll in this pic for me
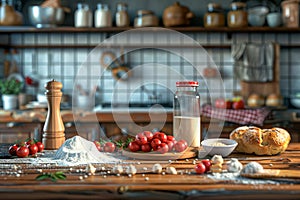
[229,126,291,155]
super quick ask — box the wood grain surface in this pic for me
[0,143,299,199]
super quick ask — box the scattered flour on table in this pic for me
[207,172,280,185]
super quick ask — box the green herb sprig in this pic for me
[35,171,66,182]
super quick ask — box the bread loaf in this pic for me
[229,126,291,155]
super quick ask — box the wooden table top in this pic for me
[0,143,300,200]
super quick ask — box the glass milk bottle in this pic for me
[74,3,92,28]
[173,81,201,147]
[94,3,112,28]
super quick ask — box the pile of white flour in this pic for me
[52,136,119,166]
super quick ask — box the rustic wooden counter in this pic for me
[0,143,299,199]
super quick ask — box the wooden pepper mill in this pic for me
[42,79,65,150]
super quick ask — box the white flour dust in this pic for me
[207,172,280,185]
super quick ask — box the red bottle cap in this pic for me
[176,81,199,87]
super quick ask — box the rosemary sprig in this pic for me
[35,171,66,182]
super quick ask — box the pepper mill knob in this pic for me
[42,79,65,150]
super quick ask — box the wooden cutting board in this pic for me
[241,169,300,179]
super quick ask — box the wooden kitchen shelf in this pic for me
[1,26,300,33]
[0,44,231,49]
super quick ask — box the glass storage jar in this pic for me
[204,3,225,27]
[115,2,130,27]
[227,2,248,28]
[94,3,112,28]
[173,81,201,147]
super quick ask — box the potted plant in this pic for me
[0,79,22,110]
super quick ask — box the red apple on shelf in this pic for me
[214,98,226,109]
[232,99,245,109]
[226,100,233,109]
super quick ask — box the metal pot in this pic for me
[28,6,65,28]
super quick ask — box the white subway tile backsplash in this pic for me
[291,33,300,44]
[10,34,22,45]
[265,33,276,43]
[277,34,289,45]
[224,78,234,90]
[250,33,262,43]
[24,33,35,45]
[90,33,102,45]
[209,33,221,44]
[291,64,300,75]
[63,51,75,63]
[291,80,300,91]
[280,50,289,63]
[50,33,61,45]
[197,33,207,45]
[11,31,299,106]
[63,64,75,77]
[37,34,48,45]
[63,34,74,44]
[291,48,300,61]
[234,33,249,43]
[37,64,48,77]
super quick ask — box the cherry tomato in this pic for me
[9,144,18,156]
[36,142,44,152]
[174,141,187,152]
[201,159,211,172]
[167,135,175,141]
[93,141,101,151]
[141,143,151,152]
[195,162,206,174]
[166,140,175,152]
[151,138,161,149]
[103,142,116,153]
[135,133,148,146]
[143,131,153,142]
[128,141,140,152]
[177,139,188,148]
[153,132,167,143]
[27,143,38,155]
[157,143,169,154]
[16,146,29,158]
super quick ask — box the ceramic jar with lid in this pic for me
[204,3,225,27]
[115,2,130,27]
[227,2,248,28]
[134,10,159,27]
[74,3,92,28]
[281,0,300,27]
[94,3,112,27]
[0,0,23,26]
[163,2,194,27]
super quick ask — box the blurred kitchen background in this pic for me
[0,0,299,109]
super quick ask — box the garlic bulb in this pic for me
[126,165,137,175]
[226,158,243,173]
[166,166,177,174]
[152,163,163,174]
[211,155,224,165]
[112,165,124,174]
[241,161,264,174]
